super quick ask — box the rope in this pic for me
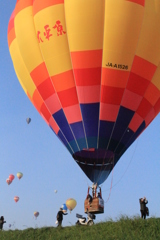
[104,158,114,203]
[103,138,139,193]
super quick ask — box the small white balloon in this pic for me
[54,190,57,193]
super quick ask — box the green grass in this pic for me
[1,216,160,240]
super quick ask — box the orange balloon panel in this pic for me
[8,0,160,184]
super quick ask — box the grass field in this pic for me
[0,216,160,240]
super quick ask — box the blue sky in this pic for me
[0,1,160,230]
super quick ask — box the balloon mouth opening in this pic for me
[73,149,114,166]
[73,149,115,184]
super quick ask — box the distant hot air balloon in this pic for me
[34,211,39,219]
[26,118,31,124]
[8,1,160,185]
[6,178,12,185]
[54,190,57,193]
[66,198,77,211]
[61,203,68,213]
[17,172,23,180]
[14,196,19,203]
[9,174,15,181]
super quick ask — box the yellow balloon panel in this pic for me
[14,6,43,73]
[102,0,144,71]
[34,4,72,76]
[65,0,104,51]
[135,1,160,65]
[9,39,35,97]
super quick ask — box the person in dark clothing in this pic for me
[139,197,149,219]
[56,208,68,227]
[0,216,6,230]
[87,194,93,206]
[98,192,102,199]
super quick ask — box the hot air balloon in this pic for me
[61,203,68,213]
[66,198,77,211]
[17,172,23,180]
[14,196,19,203]
[54,190,57,193]
[8,1,160,186]
[34,211,39,219]
[9,174,15,181]
[26,118,31,124]
[6,178,12,185]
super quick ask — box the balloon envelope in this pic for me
[6,178,12,185]
[17,172,23,180]
[8,1,160,184]
[66,198,77,211]
[26,118,31,124]
[61,203,68,213]
[9,174,15,181]
[14,196,19,203]
[34,211,39,218]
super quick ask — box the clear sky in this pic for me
[0,0,160,230]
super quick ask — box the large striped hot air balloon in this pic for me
[8,0,160,184]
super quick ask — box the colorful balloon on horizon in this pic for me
[6,178,12,185]
[17,172,23,180]
[34,211,39,219]
[9,174,15,181]
[8,1,160,184]
[14,196,19,203]
[66,198,77,211]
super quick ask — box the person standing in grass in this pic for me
[56,208,68,227]
[0,216,6,230]
[139,197,149,219]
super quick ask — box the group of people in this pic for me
[56,183,102,227]
[0,196,149,230]
[87,183,102,205]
